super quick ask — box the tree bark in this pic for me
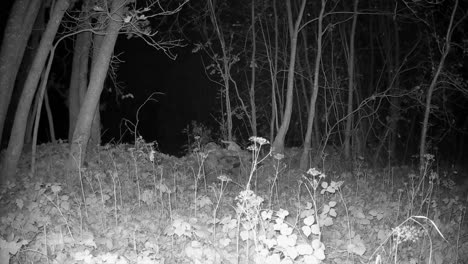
[271,0,306,154]
[0,0,41,144]
[79,33,92,104]
[299,0,325,170]
[388,18,401,162]
[343,0,359,160]
[373,14,396,165]
[89,33,104,152]
[16,2,45,146]
[32,43,57,175]
[69,0,125,170]
[24,87,39,145]
[69,31,92,142]
[44,91,56,142]
[249,0,257,137]
[419,0,457,172]
[207,0,233,141]
[268,0,279,143]
[0,0,70,184]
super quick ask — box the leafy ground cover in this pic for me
[1,137,467,263]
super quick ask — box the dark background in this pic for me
[1,0,467,163]
[0,1,218,156]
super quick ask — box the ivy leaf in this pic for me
[304,215,315,226]
[302,226,311,237]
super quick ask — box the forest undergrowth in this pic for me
[0,136,467,264]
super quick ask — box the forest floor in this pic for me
[1,138,467,264]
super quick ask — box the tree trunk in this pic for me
[374,15,396,165]
[313,114,320,148]
[14,2,45,146]
[249,0,257,137]
[207,0,234,141]
[32,43,57,175]
[388,18,401,162]
[44,91,56,142]
[79,33,92,103]
[299,0,325,170]
[88,33,105,152]
[0,0,41,144]
[69,31,92,142]
[24,89,39,145]
[223,66,233,141]
[69,0,125,170]
[419,0,457,172]
[343,0,359,160]
[89,107,101,150]
[271,0,306,154]
[269,0,279,143]
[294,77,305,143]
[0,0,70,184]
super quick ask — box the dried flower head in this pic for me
[218,174,232,182]
[393,225,423,244]
[273,153,284,160]
[249,136,270,146]
[307,168,323,177]
[423,153,434,161]
[247,144,259,152]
